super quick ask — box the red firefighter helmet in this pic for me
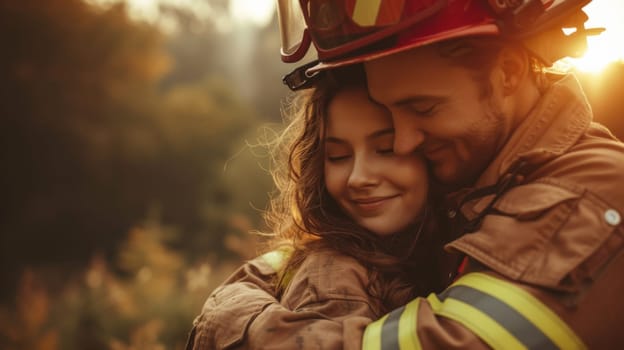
[278,0,602,90]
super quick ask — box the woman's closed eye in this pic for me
[374,137,395,156]
[376,148,394,155]
[327,154,351,162]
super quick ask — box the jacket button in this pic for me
[604,209,621,226]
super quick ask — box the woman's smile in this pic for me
[350,195,399,214]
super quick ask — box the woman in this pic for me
[187,66,450,350]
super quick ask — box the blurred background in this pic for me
[0,0,623,349]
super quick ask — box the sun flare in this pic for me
[569,0,624,72]
[569,37,624,73]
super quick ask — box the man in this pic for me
[188,0,624,348]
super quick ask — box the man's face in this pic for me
[365,45,512,189]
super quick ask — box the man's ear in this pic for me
[497,46,529,96]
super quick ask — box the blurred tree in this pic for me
[0,0,272,301]
[153,0,297,123]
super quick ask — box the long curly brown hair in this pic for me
[262,65,449,311]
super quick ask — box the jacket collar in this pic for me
[443,74,593,223]
[474,74,593,189]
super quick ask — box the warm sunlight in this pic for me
[85,0,276,33]
[83,0,622,69]
[230,0,276,27]
[569,0,624,72]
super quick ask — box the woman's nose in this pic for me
[348,156,379,188]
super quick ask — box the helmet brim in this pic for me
[307,23,500,74]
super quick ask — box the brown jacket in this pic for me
[189,249,386,349]
[188,75,624,349]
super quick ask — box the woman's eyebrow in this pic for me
[324,136,346,144]
[324,128,394,143]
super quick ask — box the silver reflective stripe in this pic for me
[438,285,558,349]
[363,298,422,350]
[429,272,587,350]
[363,272,586,350]
[380,304,404,350]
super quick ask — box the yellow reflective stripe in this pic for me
[352,0,382,26]
[364,272,585,350]
[259,250,285,271]
[362,298,422,350]
[427,293,525,350]
[363,313,389,350]
[398,298,422,350]
[259,247,293,272]
[452,273,587,350]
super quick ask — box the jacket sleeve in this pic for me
[187,252,282,350]
[244,251,382,350]
[189,280,374,350]
[361,270,590,350]
[187,250,382,350]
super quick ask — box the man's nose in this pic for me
[393,120,426,156]
[348,156,378,188]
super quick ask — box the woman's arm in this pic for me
[187,250,381,350]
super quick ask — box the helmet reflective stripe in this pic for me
[352,0,383,26]
[351,0,406,27]
[363,298,422,350]
[362,272,586,350]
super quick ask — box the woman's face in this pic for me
[324,86,429,236]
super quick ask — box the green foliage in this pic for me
[0,0,274,294]
[0,0,282,346]
[0,223,258,350]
